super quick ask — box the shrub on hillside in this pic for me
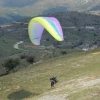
[3,58,20,73]
[26,55,35,64]
[60,51,67,55]
[20,54,26,59]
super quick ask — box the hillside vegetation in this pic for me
[0,50,100,100]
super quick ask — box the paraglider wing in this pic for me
[28,17,63,45]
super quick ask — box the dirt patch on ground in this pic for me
[92,52,100,55]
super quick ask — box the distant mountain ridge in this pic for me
[0,0,100,24]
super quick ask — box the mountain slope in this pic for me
[0,11,100,58]
[0,0,100,24]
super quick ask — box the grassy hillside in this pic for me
[0,50,100,100]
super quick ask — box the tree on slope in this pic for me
[3,58,20,73]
